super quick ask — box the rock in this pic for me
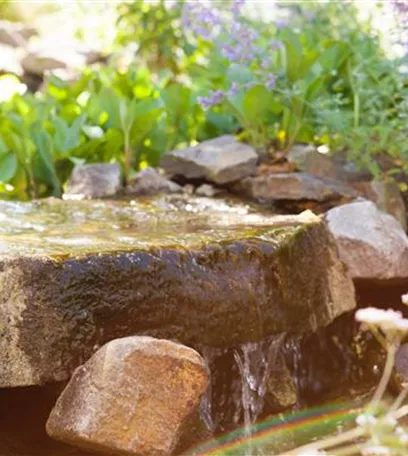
[195,184,220,197]
[331,152,373,183]
[352,180,407,231]
[325,199,408,282]
[21,42,103,77]
[125,167,182,196]
[394,343,408,391]
[0,197,355,387]
[22,50,84,77]
[266,352,298,412]
[160,135,258,184]
[63,163,122,199]
[0,21,36,47]
[287,144,338,179]
[46,336,209,456]
[237,172,358,203]
[0,43,23,76]
[183,184,195,195]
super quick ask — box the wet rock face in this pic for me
[160,135,258,184]
[326,199,408,282]
[0,197,355,388]
[47,337,209,456]
[64,163,122,199]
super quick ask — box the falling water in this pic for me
[232,335,286,454]
[199,345,217,433]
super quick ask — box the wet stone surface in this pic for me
[0,195,355,388]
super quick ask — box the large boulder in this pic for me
[160,135,258,184]
[63,163,122,199]
[0,197,355,388]
[237,172,358,203]
[326,200,408,282]
[46,336,209,456]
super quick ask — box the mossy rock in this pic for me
[0,196,355,387]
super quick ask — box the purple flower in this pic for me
[228,81,239,97]
[221,44,238,61]
[260,57,271,69]
[232,0,246,18]
[265,73,277,90]
[270,39,283,50]
[198,89,225,109]
[275,19,288,29]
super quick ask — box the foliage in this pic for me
[282,297,408,456]
[0,0,408,199]
[116,0,192,74]
[186,1,408,176]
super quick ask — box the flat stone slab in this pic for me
[0,196,355,387]
[160,135,258,184]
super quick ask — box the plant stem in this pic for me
[124,131,131,186]
[388,383,408,415]
[368,343,396,412]
[276,400,408,456]
[331,442,367,456]
[275,426,365,456]
[354,92,360,128]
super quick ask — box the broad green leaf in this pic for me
[0,135,8,156]
[33,130,61,197]
[226,63,254,86]
[129,98,164,145]
[161,84,191,120]
[120,99,136,133]
[53,116,69,152]
[90,87,122,129]
[0,153,18,182]
[243,85,273,125]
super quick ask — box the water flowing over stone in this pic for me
[233,336,284,431]
[0,196,355,388]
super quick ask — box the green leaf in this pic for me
[119,99,136,133]
[89,87,122,129]
[0,153,18,182]
[226,63,254,86]
[161,83,191,120]
[0,135,8,156]
[242,85,273,125]
[33,130,61,197]
[129,98,164,145]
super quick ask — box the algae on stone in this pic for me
[0,196,355,388]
